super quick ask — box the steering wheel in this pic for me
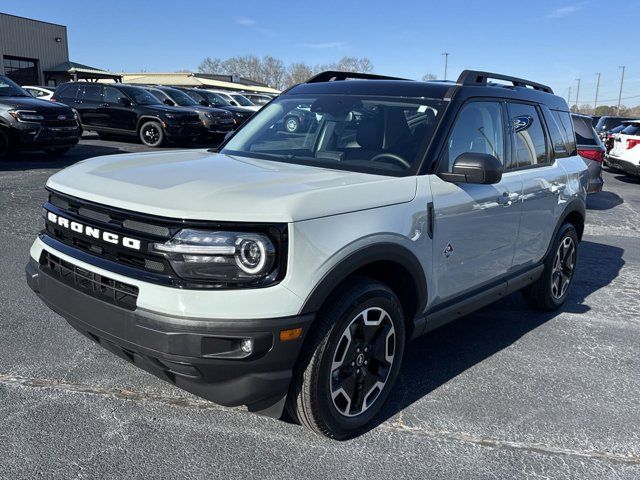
[370,153,411,169]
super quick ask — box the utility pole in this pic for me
[442,52,449,81]
[617,66,626,115]
[575,78,581,113]
[594,72,601,110]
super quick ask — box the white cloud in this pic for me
[548,4,581,18]
[299,42,346,50]
[235,16,256,26]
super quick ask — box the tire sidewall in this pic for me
[139,120,164,147]
[312,286,405,437]
[545,223,579,307]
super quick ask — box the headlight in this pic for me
[204,112,213,119]
[9,110,45,122]
[164,113,183,119]
[153,229,276,283]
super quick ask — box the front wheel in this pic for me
[287,277,405,439]
[139,121,165,147]
[523,223,579,310]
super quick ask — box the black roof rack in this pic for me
[457,70,553,94]
[306,70,410,83]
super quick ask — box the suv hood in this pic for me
[1,95,72,112]
[46,150,417,222]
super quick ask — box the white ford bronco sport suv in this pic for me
[26,71,587,439]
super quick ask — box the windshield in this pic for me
[221,94,446,175]
[165,89,198,107]
[199,91,231,107]
[0,75,30,97]
[231,94,255,107]
[120,86,161,105]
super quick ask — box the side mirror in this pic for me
[119,97,133,107]
[163,98,175,106]
[199,100,209,107]
[439,152,503,184]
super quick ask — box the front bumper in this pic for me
[14,122,81,148]
[25,257,313,415]
[163,122,202,139]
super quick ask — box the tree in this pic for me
[198,57,224,74]
[286,62,314,86]
[422,73,437,81]
[261,56,286,90]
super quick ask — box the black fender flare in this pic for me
[299,242,428,318]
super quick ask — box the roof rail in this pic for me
[457,70,553,94]
[306,70,410,83]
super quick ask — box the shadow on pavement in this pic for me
[0,144,129,172]
[587,191,623,211]
[365,239,625,434]
[613,174,640,185]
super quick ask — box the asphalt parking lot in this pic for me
[1,137,639,479]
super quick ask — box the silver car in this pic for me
[572,113,605,194]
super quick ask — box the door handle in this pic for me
[497,192,520,206]
[549,183,566,194]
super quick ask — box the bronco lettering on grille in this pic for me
[46,211,141,251]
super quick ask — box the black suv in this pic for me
[52,83,202,147]
[0,75,81,160]
[142,86,235,139]
[175,88,254,127]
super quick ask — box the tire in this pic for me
[284,116,300,133]
[44,147,71,156]
[0,128,13,160]
[138,120,165,147]
[522,223,579,311]
[287,277,405,439]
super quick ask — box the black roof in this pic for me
[285,70,568,111]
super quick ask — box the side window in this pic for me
[439,101,504,172]
[572,116,598,146]
[542,107,569,158]
[104,87,122,104]
[509,103,548,168]
[552,111,577,156]
[81,84,103,102]
[56,84,80,100]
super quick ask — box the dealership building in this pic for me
[0,12,120,85]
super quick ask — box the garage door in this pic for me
[3,55,39,85]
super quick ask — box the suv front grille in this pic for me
[41,251,139,310]
[42,113,78,128]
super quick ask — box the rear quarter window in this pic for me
[551,110,577,156]
[572,115,598,146]
[55,83,80,100]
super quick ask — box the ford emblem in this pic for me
[58,115,66,120]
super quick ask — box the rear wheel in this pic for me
[139,121,165,147]
[287,278,405,439]
[523,223,579,311]
[0,128,13,160]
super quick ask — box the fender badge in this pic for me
[443,243,454,258]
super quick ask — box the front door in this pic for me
[430,100,523,305]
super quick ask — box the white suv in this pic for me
[608,120,640,177]
[26,71,587,439]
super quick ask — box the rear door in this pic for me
[76,84,103,127]
[509,102,568,268]
[430,100,523,303]
[100,86,137,131]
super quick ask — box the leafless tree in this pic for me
[286,62,314,86]
[422,73,437,81]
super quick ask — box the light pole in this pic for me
[575,78,581,113]
[442,52,449,81]
[568,86,572,108]
[617,66,626,115]
[594,72,601,110]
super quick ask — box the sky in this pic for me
[2,0,639,106]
